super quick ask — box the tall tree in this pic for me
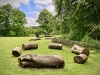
[53,0,100,40]
[10,8,27,36]
[36,9,54,34]
[0,4,27,36]
[0,4,13,36]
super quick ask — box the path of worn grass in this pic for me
[0,37,100,75]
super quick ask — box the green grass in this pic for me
[0,37,100,75]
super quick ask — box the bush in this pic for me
[7,31,15,36]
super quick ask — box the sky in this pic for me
[0,0,55,27]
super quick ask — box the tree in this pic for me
[0,4,27,36]
[53,0,100,40]
[0,4,13,36]
[36,9,54,34]
[10,8,27,36]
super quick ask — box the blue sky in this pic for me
[19,1,37,18]
[0,0,55,26]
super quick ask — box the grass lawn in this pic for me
[0,37,100,75]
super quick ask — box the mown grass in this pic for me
[0,37,100,75]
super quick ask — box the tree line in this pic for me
[0,4,57,37]
[36,0,100,41]
[52,0,100,41]
[0,1,100,41]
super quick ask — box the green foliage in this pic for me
[53,0,100,41]
[37,9,54,34]
[50,17,60,35]
[59,17,70,34]
[12,24,27,36]
[0,4,27,36]
[89,24,100,40]
[8,31,15,36]
[26,26,45,35]
[81,33,100,44]
[0,4,13,36]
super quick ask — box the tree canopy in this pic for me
[1,1,100,40]
[52,0,100,40]
[36,9,54,34]
[0,4,27,36]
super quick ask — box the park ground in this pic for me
[0,37,100,75]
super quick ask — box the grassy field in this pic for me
[0,37,100,75]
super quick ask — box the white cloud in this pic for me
[35,4,44,10]
[45,4,55,15]
[0,0,30,7]
[33,0,55,15]
[25,17,39,27]
[33,0,52,5]
[28,11,40,18]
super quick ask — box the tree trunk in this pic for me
[22,43,38,50]
[74,54,88,64]
[71,44,89,56]
[45,37,53,40]
[12,47,21,57]
[18,54,65,68]
[29,38,41,41]
[44,35,52,37]
[48,43,62,50]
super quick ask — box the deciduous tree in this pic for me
[37,9,54,34]
[53,0,100,40]
[0,4,27,36]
